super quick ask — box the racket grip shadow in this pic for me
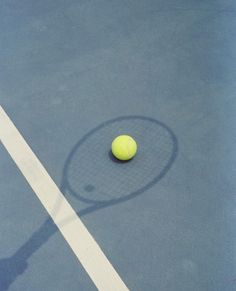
[0,218,57,290]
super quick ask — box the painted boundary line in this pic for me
[0,106,129,291]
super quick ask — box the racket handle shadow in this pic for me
[0,202,106,291]
[0,257,28,291]
[0,218,57,290]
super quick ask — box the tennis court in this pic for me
[1,1,236,290]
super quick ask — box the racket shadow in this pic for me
[0,116,178,290]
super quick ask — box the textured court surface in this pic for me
[1,1,236,290]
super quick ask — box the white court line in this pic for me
[0,106,129,291]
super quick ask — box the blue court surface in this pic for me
[1,1,236,290]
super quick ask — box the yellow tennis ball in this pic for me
[111,135,137,161]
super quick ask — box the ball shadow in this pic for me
[108,150,132,164]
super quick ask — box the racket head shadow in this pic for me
[61,116,178,205]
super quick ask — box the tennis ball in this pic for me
[111,135,137,161]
